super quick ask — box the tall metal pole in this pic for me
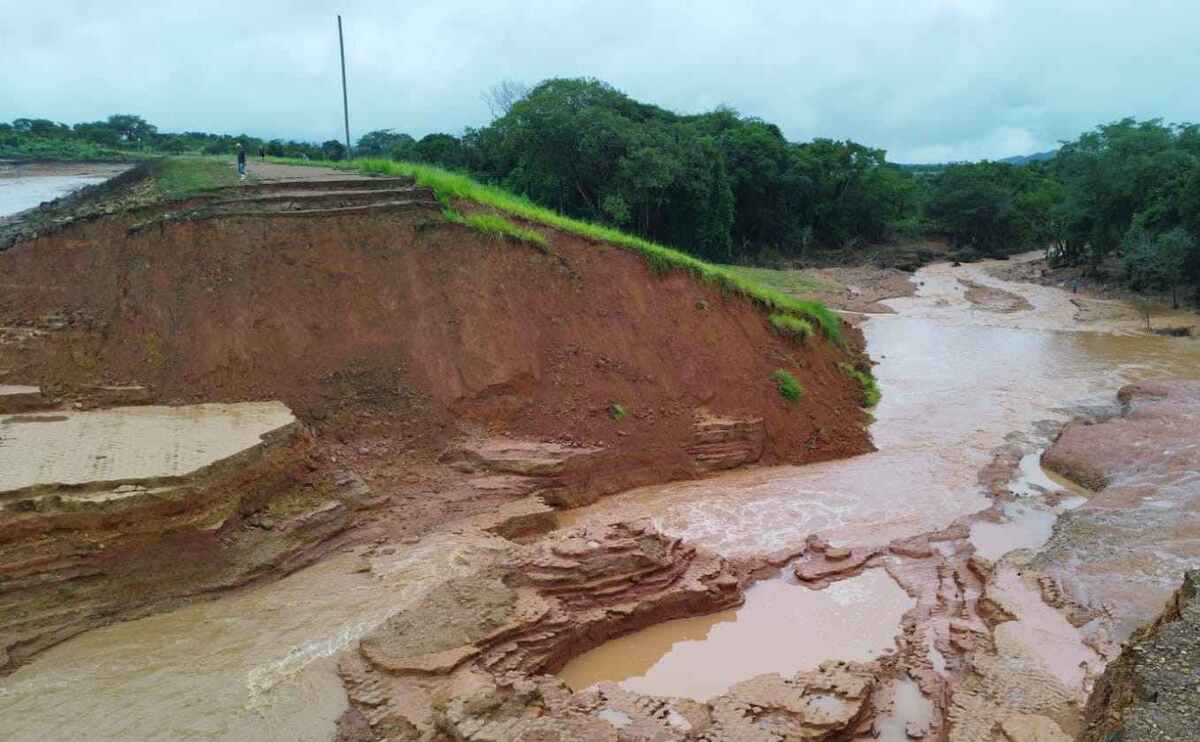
[338,15,351,158]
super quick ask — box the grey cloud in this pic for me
[4,0,1198,162]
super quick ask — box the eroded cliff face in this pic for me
[0,402,370,672]
[0,174,873,675]
[0,176,871,476]
[1082,571,1200,742]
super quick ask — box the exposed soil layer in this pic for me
[1082,571,1200,742]
[0,178,871,493]
[0,406,365,672]
[0,172,872,673]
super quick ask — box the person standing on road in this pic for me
[236,143,247,180]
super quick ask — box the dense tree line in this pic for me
[1048,119,1200,304]
[357,79,925,262]
[0,114,347,162]
[6,87,1199,302]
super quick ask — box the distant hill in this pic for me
[896,149,1058,171]
[997,149,1057,165]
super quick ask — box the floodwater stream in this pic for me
[558,258,1200,698]
[2,255,1199,739]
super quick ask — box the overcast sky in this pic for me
[4,1,1199,162]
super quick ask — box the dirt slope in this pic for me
[0,176,873,673]
[0,179,872,486]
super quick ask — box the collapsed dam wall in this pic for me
[0,176,874,672]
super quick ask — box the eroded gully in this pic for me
[2,254,1199,740]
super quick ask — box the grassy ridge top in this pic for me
[273,157,844,347]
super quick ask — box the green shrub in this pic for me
[609,403,627,422]
[769,313,814,341]
[0,134,130,162]
[839,362,881,407]
[770,370,804,403]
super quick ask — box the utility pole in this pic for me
[338,14,351,158]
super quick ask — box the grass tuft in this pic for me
[279,157,845,347]
[609,402,628,422]
[725,266,839,296]
[771,369,804,403]
[446,211,548,249]
[839,362,881,408]
[769,313,814,341]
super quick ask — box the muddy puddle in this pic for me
[873,678,936,741]
[559,567,912,700]
[968,452,1090,561]
[3,256,1200,739]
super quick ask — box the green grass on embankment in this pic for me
[266,157,845,347]
[771,369,805,402]
[723,265,839,298]
[839,362,881,408]
[444,210,548,250]
[152,156,243,200]
[769,313,814,341]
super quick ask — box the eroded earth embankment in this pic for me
[5,168,1200,742]
[0,171,871,678]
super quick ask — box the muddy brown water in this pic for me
[2,256,1199,739]
[558,567,913,700]
[558,258,1200,699]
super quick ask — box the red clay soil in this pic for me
[0,187,874,676]
[0,197,873,491]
